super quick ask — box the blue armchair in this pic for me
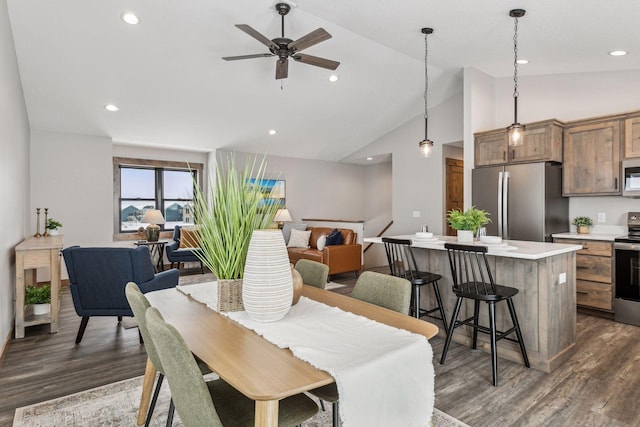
[62,246,179,344]
[165,226,204,273]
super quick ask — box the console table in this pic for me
[15,235,63,339]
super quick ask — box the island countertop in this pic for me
[364,235,582,260]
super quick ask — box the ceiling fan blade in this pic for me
[222,53,274,61]
[275,59,288,80]
[292,53,340,70]
[235,24,279,50]
[287,28,332,53]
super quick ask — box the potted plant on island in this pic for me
[193,153,281,313]
[25,284,52,316]
[572,216,593,234]
[46,218,63,236]
[447,206,491,243]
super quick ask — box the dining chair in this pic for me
[309,270,411,427]
[294,259,329,289]
[125,282,211,427]
[381,237,449,334]
[440,243,530,386]
[145,306,319,427]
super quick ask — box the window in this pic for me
[114,158,203,235]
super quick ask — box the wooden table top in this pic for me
[146,284,438,402]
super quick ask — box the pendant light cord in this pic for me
[513,16,519,99]
[424,31,429,140]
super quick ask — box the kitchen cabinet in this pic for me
[624,114,640,159]
[563,119,621,196]
[474,119,563,167]
[553,237,613,312]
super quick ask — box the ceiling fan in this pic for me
[222,2,340,80]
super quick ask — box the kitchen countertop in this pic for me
[552,232,623,242]
[365,235,582,260]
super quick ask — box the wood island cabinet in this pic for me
[563,119,621,196]
[554,238,613,312]
[474,119,564,167]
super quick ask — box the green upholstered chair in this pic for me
[294,259,329,289]
[145,306,319,427]
[309,271,411,427]
[125,283,212,427]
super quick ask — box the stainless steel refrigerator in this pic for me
[471,162,569,242]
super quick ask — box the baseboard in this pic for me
[0,326,12,369]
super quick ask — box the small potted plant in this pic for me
[447,206,491,243]
[46,218,63,236]
[572,216,593,234]
[25,284,52,316]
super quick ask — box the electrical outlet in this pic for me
[559,272,566,284]
[412,210,421,218]
[597,212,606,223]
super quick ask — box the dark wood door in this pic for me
[445,158,464,236]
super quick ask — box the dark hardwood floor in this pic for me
[1,269,639,426]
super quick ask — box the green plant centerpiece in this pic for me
[193,153,280,311]
[572,216,593,234]
[447,206,491,242]
[25,284,52,315]
[46,218,63,235]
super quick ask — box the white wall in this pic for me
[490,69,640,228]
[0,0,30,355]
[363,161,392,268]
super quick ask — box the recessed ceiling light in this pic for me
[328,75,339,82]
[105,104,119,112]
[516,59,529,64]
[366,157,373,161]
[268,129,277,135]
[609,50,628,56]
[122,13,140,25]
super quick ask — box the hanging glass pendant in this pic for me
[419,27,434,158]
[507,9,526,147]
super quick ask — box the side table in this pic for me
[134,240,169,273]
[15,235,63,339]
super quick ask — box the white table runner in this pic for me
[177,282,434,427]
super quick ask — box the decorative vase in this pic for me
[577,225,590,234]
[242,230,293,322]
[291,266,303,305]
[48,229,59,236]
[146,226,160,242]
[32,303,50,316]
[457,230,474,243]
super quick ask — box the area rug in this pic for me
[13,376,468,427]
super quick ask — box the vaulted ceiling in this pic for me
[7,0,640,161]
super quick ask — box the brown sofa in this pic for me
[287,227,362,276]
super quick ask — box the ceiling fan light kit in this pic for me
[419,27,434,158]
[507,8,526,147]
[222,3,340,80]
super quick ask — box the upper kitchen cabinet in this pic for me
[474,119,563,167]
[563,118,621,196]
[624,113,640,159]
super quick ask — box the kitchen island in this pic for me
[366,235,582,373]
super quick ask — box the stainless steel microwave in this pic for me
[623,159,640,197]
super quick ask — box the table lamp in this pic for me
[274,208,292,229]
[141,209,165,241]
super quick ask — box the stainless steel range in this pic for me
[614,212,640,326]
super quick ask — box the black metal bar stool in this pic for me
[381,237,448,334]
[440,243,530,386]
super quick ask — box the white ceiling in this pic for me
[7,0,640,162]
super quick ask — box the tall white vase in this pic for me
[242,229,293,322]
[457,230,474,243]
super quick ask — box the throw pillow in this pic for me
[282,223,307,245]
[179,227,200,249]
[287,228,311,248]
[325,228,344,246]
[316,235,327,251]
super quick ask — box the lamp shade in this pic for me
[141,209,165,225]
[274,208,293,222]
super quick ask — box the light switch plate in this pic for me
[412,210,421,218]
[559,272,567,284]
[597,212,606,223]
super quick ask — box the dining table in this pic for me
[143,284,439,427]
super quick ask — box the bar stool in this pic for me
[440,243,530,386]
[381,237,448,334]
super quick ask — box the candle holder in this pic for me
[43,208,50,237]
[34,208,42,238]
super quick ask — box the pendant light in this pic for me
[507,9,526,146]
[419,27,434,158]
